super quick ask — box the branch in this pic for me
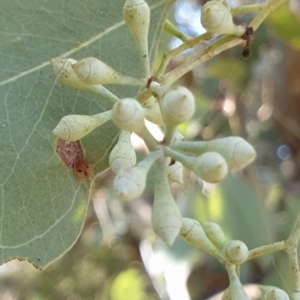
[286,213,300,300]
[159,0,289,89]
[247,241,285,260]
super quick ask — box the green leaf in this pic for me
[217,176,276,249]
[0,0,169,268]
[267,4,300,50]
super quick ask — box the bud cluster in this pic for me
[45,0,298,298]
[50,1,258,291]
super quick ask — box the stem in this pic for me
[136,125,161,152]
[155,32,213,78]
[117,75,147,87]
[225,263,250,300]
[136,88,153,105]
[247,241,285,260]
[158,0,289,89]
[138,148,164,170]
[286,244,300,300]
[164,147,195,170]
[161,35,243,89]
[286,213,300,245]
[89,85,119,103]
[163,125,176,145]
[93,110,112,126]
[172,140,207,154]
[286,213,300,300]
[164,19,189,42]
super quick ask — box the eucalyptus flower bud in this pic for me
[50,58,120,103]
[114,150,162,200]
[165,148,228,183]
[205,137,256,169]
[226,264,251,300]
[112,98,145,132]
[50,58,88,90]
[112,98,159,150]
[160,87,195,144]
[52,110,112,141]
[200,1,246,36]
[180,218,224,261]
[152,161,183,246]
[123,0,151,78]
[194,152,228,183]
[113,167,146,201]
[109,131,136,172]
[202,221,226,250]
[160,86,195,127]
[173,137,256,170]
[167,160,183,184]
[72,57,144,86]
[223,240,249,265]
[261,287,289,300]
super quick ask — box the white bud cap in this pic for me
[160,87,195,126]
[112,98,145,132]
[261,287,289,300]
[112,99,159,150]
[114,150,162,201]
[164,148,228,183]
[173,137,256,170]
[193,152,228,183]
[167,160,183,184]
[123,0,151,78]
[114,166,146,201]
[223,240,249,265]
[180,218,224,261]
[72,57,143,86]
[202,221,226,250]
[201,1,246,36]
[52,110,112,141]
[152,162,182,246]
[50,58,88,90]
[109,131,136,172]
[205,137,256,170]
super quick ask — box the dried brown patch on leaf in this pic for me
[55,138,93,182]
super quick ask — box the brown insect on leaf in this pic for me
[55,138,93,182]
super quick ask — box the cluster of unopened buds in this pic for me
[49,0,289,298]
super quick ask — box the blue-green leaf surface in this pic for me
[0,0,169,268]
